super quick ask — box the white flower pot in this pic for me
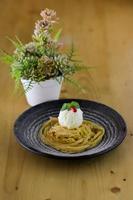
[21,77,63,106]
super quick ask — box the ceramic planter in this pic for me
[21,77,63,106]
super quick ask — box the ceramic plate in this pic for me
[14,99,127,159]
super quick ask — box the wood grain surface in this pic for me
[0,0,133,199]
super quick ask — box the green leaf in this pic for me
[67,103,71,110]
[75,64,95,72]
[23,80,33,93]
[54,28,62,42]
[6,36,23,49]
[0,49,14,64]
[70,101,80,108]
[61,101,80,111]
[15,35,23,46]
[61,103,68,111]
[67,42,75,60]
[70,59,82,63]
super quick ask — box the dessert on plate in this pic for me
[40,101,105,153]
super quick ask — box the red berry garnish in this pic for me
[71,107,77,112]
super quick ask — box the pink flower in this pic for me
[40,8,57,22]
[34,9,58,36]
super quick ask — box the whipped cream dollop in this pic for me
[58,102,83,129]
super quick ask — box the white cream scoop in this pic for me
[58,102,83,129]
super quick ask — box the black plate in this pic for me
[14,99,127,159]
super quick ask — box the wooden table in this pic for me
[0,0,133,199]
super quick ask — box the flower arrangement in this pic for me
[0,8,89,92]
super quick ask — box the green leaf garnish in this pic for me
[61,103,68,111]
[61,101,80,111]
[70,101,80,108]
